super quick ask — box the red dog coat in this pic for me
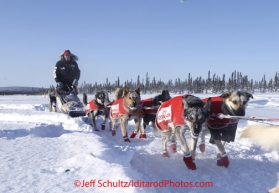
[110,98,140,119]
[85,100,105,115]
[202,96,238,129]
[140,98,158,115]
[156,95,190,131]
[110,98,127,119]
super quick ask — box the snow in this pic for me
[0,92,278,193]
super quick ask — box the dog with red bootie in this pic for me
[199,91,253,168]
[155,94,211,170]
[130,90,172,139]
[109,87,143,142]
[83,91,110,132]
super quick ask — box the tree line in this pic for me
[0,88,48,95]
[77,71,279,94]
[4,70,275,95]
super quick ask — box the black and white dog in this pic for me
[83,91,110,131]
[130,90,171,139]
[155,94,211,170]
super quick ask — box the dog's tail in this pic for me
[83,93,88,105]
[114,88,123,101]
[241,124,279,151]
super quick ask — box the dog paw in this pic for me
[101,124,105,130]
[217,153,229,168]
[169,143,177,153]
[183,155,197,170]
[124,137,131,142]
[199,143,205,153]
[130,131,137,138]
[217,158,223,167]
[110,129,116,136]
[139,134,147,139]
[221,154,229,168]
[162,151,170,158]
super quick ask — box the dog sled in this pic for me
[48,86,85,118]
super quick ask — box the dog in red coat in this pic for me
[130,90,172,139]
[155,94,211,170]
[83,91,111,132]
[109,87,142,142]
[199,91,253,168]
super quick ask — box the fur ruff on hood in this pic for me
[59,53,79,61]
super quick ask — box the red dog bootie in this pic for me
[101,124,105,130]
[130,131,137,138]
[217,152,229,168]
[183,154,197,170]
[139,133,147,139]
[169,142,177,153]
[199,142,205,153]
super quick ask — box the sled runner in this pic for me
[48,87,85,117]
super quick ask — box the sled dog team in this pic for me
[83,87,278,192]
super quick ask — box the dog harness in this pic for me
[110,98,140,119]
[156,95,190,131]
[85,100,105,115]
[140,98,158,115]
[202,96,238,129]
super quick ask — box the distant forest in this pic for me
[2,70,278,95]
[73,70,279,94]
[0,87,48,95]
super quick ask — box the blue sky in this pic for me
[0,0,278,88]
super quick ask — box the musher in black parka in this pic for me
[53,50,80,92]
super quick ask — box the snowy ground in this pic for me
[1,92,279,193]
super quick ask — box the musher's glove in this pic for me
[72,79,78,86]
[57,82,64,88]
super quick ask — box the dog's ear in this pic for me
[135,87,140,95]
[165,90,171,99]
[203,97,212,116]
[221,91,232,99]
[162,90,166,97]
[246,92,254,99]
[182,95,190,109]
[124,87,129,97]
[95,92,99,99]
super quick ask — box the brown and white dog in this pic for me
[200,91,253,168]
[241,125,279,193]
[83,91,110,132]
[109,87,143,142]
[155,94,211,170]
